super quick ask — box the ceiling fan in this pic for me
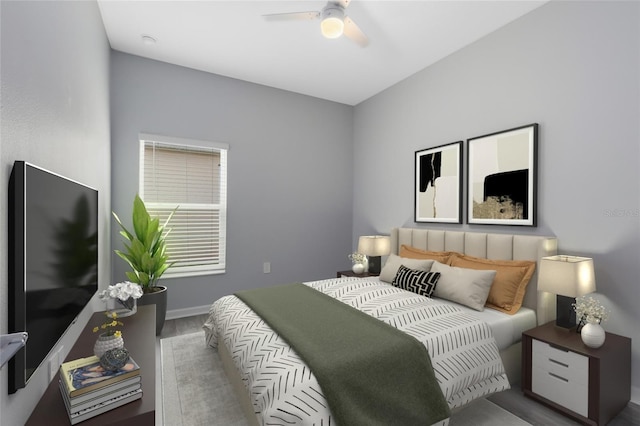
[263,0,369,47]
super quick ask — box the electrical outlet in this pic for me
[48,345,64,381]
[263,262,271,274]
[48,352,58,381]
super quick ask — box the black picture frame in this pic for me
[467,123,538,226]
[414,141,463,223]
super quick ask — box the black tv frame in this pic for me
[8,161,98,393]
[8,162,26,393]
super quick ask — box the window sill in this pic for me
[161,269,226,280]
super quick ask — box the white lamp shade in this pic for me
[357,235,391,257]
[538,255,596,297]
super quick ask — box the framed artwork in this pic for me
[467,123,538,226]
[414,141,463,223]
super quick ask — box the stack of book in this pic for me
[58,355,142,424]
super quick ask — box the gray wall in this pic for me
[110,52,354,315]
[0,1,111,424]
[353,1,640,397]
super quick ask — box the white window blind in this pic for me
[140,136,227,277]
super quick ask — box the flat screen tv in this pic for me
[8,161,98,393]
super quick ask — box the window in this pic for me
[139,134,228,277]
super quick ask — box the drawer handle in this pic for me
[548,372,569,382]
[548,358,569,368]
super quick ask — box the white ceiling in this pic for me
[97,0,548,106]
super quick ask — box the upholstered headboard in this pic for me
[390,228,558,325]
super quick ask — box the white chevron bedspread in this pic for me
[203,277,510,426]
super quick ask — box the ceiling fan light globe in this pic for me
[321,16,344,39]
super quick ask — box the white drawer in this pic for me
[532,339,588,385]
[531,339,589,416]
[532,364,588,416]
[532,339,589,370]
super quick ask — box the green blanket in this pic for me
[235,283,450,426]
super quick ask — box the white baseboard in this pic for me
[166,305,211,320]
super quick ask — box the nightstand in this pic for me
[336,270,379,278]
[522,321,631,426]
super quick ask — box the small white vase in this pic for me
[581,322,605,348]
[106,297,137,318]
[351,263,365,274]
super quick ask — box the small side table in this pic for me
[522,321,631,426]
[337,270,379,278]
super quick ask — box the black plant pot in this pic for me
[137,285,167,336]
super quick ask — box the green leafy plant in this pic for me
[112,195,176,293]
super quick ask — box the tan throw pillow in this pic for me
[399,245,455,264]
[449,253,536,314]
[430,261,496,311]
[379,254,434,283]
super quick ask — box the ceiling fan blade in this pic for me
[263,11,320,22]
[343,16,368,47]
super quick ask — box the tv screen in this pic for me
[8,161,98,393]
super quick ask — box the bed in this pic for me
[203,227,558,425]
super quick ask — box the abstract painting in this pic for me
[467,124,538,226]
[415,141,462,223]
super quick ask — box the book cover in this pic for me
[66,388,143,425]
[60,355,140,398]
[59,379,142,412]
[61,375,142,406]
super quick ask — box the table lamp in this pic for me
[357,235,390,275]
[538,255,596,329]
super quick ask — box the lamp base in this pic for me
[555,294,577,329]
[367,256,382,275]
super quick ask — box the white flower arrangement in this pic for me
[573,295,609,324]
[98,281,144,302]
[348,252,366,264]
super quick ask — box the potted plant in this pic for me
[573,295,609,348]
[112,194,175,335]
[92,312,125,358]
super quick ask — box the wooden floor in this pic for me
[159,313,209,339]
[488,385,639,426]
[161,315,640,426]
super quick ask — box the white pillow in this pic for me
[430,261,496,311]
[379,254,434,283]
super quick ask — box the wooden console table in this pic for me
[27,305,156,425]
